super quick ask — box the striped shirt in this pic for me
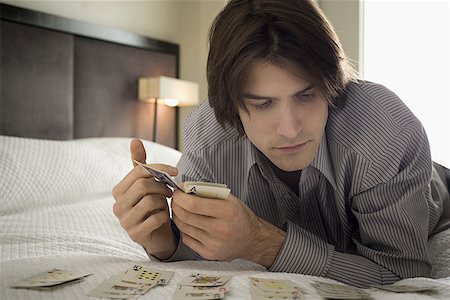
[168,81,448,287]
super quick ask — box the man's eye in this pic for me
[297,92,315,100]
[295,92,316,102]
[253,100,272,109]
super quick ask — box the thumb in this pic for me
[130,138,146,166]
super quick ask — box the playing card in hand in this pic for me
[134,160,182,190]
[183,182,230,199]
[134,160,230,199]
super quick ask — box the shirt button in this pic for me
[283,194,291,200]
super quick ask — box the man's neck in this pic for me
[268,160,301,196]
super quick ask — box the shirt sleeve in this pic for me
[269,221,400,287]
[271,123,437,288]
[147,220,203,262]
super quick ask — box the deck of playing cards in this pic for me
[173,273,232,299]
[88,265,174,299]
[135,161,230,199]
[11,269,92,289]
[312,281,371,299]
[249,277,302,300]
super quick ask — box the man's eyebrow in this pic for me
[290,84,315,97]
[242,93,275,100]
[242,85,315,100]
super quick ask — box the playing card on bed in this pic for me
[121,265,174,285]
[371,283,440,293]
[89,265,174,299]
[11,269,92,288]
[179,273,232,287]
[88,278,155,299]
[135,160,230,199]
[312,281,371,299]
[173,273,232,299]
[249,277,302,299]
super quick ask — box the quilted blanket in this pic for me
[0,136,449,299]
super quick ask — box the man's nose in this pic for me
[275,104,302,139]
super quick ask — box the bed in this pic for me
[1,136,450,300]
[1,3,450,300]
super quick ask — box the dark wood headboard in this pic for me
[0,3,180,148]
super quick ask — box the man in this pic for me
[112,0,450,288]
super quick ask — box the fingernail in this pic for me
[169,166,178,173]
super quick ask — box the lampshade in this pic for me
[138,76,199,107]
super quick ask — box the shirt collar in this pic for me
[311,133,337,190]
[245,137,260,176]
[244,133,337,190]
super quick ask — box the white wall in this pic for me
[363,1,449,167]
[0,0,225,150]
[321,0,449,167]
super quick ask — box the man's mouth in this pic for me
[274,141,308,153]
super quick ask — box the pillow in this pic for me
[0,136,182,214]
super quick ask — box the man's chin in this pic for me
[270,157,310,172]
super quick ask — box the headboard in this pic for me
[0,3,179,148]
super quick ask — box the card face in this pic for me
[11,269,92,288]
[175,274,232,300]
[135,160,231,199]
[312,281,370,299]
[122,265,174,285]
[134,160,182,190]
[88,278,153,299]
[89,265,174,299]
[183,182,230,199]
[172,285,225,300]
[250,277,301,293]
[179,274,232,287]
[249,277,302,299]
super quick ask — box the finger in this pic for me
[119,195,168,231]
[149,163,179,177]
[121,178,173,208]
[139,210,170,236]
[130,139,178,176]
[173,212,208,245]
[171,198,213,230]
[131,138,146,166]
[131,194,168,222]
[179,232,205,257]
[127,210,169,244]
[172,190,228,217]
[112,165,152,199]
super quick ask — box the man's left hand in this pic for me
[171,190,286,268]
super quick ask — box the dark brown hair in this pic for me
[207,0,356,134]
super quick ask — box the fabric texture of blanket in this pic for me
[0,136,449,299]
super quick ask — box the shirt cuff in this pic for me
[146,220,202,262]
[269,221,334,276]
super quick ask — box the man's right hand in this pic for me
[112,138,178,260]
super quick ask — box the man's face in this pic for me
[238,61,329,172]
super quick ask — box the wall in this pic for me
[1,0,363,150]
[319,0,361,75]
[0,0,225,151]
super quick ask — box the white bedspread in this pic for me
[1,135,449,299]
